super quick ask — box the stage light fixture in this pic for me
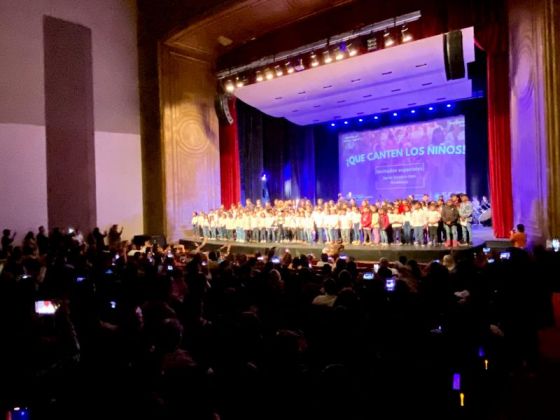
[285,62,295,74]
[446,103,452,108]
[410,109,416,114]
[428,106,434,111]
[294,58,306,71]
[401,25,413,43]
[330,123,336,127]
[235,76,244,88]
[274,65,284,77]
[335,47,345,61]
[358,118,363,122]
[256,70,264,82]
[384,30,395,48]
[347,43,358,57]
[310,52,320,67]
[374,116,379,120]
[323,50,333,64]
[344,121,349,125]
[264,68,274,80]
[224,79,235,93]
[366,35,378,52]
[393,112,398,117]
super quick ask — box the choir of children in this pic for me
[191,194,474,248]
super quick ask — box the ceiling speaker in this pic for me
[443,30,466,80]
[215,93,234,125]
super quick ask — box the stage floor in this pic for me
[180,225,509,263]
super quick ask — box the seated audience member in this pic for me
[510,224,527,249]
[316,253,332,268]
[312,278,338,307]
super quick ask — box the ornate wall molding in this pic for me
[160,46,221,240]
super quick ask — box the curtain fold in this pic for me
[219,96,241,208]
[476,3,514,238]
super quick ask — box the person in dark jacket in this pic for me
[441,199,460,247]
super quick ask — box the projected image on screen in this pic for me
[339,115,466,201]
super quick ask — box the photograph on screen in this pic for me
[339,115,466,201]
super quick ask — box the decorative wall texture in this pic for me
[160,47,221,240]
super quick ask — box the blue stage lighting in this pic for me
[393,112,398,117]
[446,103,452,108]
[428,106,434,111]
[330,123,336,127]
[410,109,416,114]
[344,121,349,125]
[374,116,379,120]
[358,118,363,122]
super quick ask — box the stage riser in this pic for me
[178,239,503,263]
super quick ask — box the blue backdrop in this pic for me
[237,98,488,203]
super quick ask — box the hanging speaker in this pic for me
[443,30,466,80]
[214,93,234,125]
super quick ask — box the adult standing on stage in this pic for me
[459,194,474,246]
[441,199,460,248]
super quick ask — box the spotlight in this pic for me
[384,30,395,48]
[256,70,264,82]
[261,173,267,182]
[344,121,349,125]
[224,79,235,93]
[285,62,295,74]
[374,115,379,120]
[410,109,416,114]
[428,106,434,111]
[310,52,320,67]
[335,47,345,61]
[446,103,452,108]
[358,118,363,122]
[393,112,398,117]
[235,76,244,88]
[323,50,333,64]
[347,43,358,57]
[274,65,283,77]
[401,25,413,43]
[264,68,274,80]
[330,122,336,127]
[294,58,306,71]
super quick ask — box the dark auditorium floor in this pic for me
[491,293,560,420]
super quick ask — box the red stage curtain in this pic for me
[476,8,514,238]
[219,96,241,208]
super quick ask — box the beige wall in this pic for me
[0,0,142,239]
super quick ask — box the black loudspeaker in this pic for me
[214,93,234,125]
[443,30,465,80]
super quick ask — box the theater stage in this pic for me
[180,225,509,263]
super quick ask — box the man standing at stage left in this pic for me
[459,194,474,246]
